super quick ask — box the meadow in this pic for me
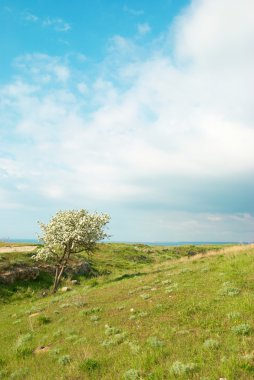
[0,243,254,379]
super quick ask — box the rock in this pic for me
[66,261,93,276]
[61,286,71,292]
[0,260,94,285]
[0,266,40,284]
[70,280,79,285]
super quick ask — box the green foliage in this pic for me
[232,324,251,336]
[0,243,253,379]
[79,358,101,372]
[147,336,164,348]
[38,315,51,325]
[203,339,219,349]
[123,369,140,380]
[58,355,71,365]
[170,361,198,375]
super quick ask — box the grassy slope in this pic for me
[0,244,254,379]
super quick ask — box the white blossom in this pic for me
[33,209,110,291]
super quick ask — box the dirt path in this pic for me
[0,245,38,253]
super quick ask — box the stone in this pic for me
[61,286,71,292]
[70,280,79,285]
[0,266,40,284]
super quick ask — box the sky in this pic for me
[0,0,254,242]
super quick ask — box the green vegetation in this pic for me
[0,242,254,379]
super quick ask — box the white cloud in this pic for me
[43,17,71,32]
[174,0,254,67]
[137,23,151,36]
[14,54,70,83]
[123,5,144,16]
[23,11,38,22]
[1,0,254,240]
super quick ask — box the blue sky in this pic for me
[0,0,254,242]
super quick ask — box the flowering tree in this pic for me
[34,209,110,292]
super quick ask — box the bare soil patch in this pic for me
[0,245,37,253]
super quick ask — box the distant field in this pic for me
[0,241,39,248]
[0,243,254,379]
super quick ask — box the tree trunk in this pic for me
[52,245,71,293]
[53,266,60,293]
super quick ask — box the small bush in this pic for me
[232,324,251,336]
[123,369,140,380]
[15,333,33,358]
[137,312,148,318]
[80,307,102,316]
[171,361,198,376]
[90,315,100,322]
[218,282,240,296]
[203,339,219,349]
[16,345,33,358]
[147,336,164,348]
[89,279,99,287]
[80,358,100,372]
[58,355,71,365]
[105,324,121,336]
[140,294,150,300]
[38,315,51,325]
[127,341,140,354]
[227,312,241,320]
[102,332,127,347]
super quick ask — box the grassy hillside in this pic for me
[0,243,254,379]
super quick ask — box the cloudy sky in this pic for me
[0,0,253,242]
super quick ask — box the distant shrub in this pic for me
[13,319,22,325]
[16,333,33,345]
[16,345,33,358]
[218,282,240,296]
[180,268,193,274]
[140,294,151,300]
[53,329,63,338]
[171,361,198,375]
[203,339,220,349]
[147,336,164,348]
[66,334,79,342]
[73,337,88,345]
[15,333,33,358]
[80,307,102,316]
[80,358,100,372]
[227,312,241,320]
[89,279,99,287]
[165,283,178,293]
[102,333,127,347]
[38,315,51,325]
[232,324,251,336]
[123,369,140,380]
[90,315,100,322]
[127,341,140,354]
[161,279,171,285]
[58,355,71,365]
[104,325,121,336]
[137,312,148,318]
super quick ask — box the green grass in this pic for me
[0,243,253,379]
